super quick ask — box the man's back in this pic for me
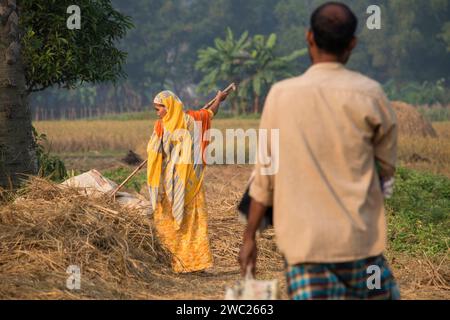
[250,62,397,265]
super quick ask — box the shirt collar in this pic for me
[306,62,344,73]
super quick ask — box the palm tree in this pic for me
[240,34,307,114]
[0,1,37,188]
[196,29,307,115]
[196,28,250,114]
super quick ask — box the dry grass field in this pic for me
[35,119,450,177]
[398,122,450,177]
[1,118,444,299]
[34,119,262,158]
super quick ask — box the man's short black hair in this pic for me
[310,2,358,55]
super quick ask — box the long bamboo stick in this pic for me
[202,82,236,109]
[110,159,148,199]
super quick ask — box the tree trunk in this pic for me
[253,95,260,114]
[230,97,237,115]
[0,0,37,189]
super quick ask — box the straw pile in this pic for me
[391,101,438,138]
[0,170,286,300]
[0,178,173,299]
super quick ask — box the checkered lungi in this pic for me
[286,255,400,300]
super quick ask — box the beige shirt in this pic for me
[250,62,397,265]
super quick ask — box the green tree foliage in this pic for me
[439,21,450,52]
[31,0,450,118]
[196,29,306,114]
[20,0,133,92]
[110,0,279,99]
[196,29,251,94]
[274,0,450,84]
[240,33,306,113]
[32,128,67,182]
[1,0,132,187]
[357,0,449,82]
[384,79,450,105]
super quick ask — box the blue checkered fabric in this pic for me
[286,255,400,300]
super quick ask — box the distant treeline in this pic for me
[31,0,450,119]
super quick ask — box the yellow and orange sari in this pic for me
[147,91,213,273]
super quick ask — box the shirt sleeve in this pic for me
[372,91,398,179]
[248,87,277,207]
[206,109,214,119]
[187,109,214,121]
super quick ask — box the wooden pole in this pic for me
[202,83,236,110]
[110,159,148,199]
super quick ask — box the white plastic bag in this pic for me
[225,269,278,300]
[61,169,151,214]
[61,169,117,195]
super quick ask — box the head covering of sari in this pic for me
[147,91,210,230]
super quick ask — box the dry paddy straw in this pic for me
[0,178,174,299]
[0,171,285,300]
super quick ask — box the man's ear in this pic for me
[306,29,315,47]
[349,36,357,51]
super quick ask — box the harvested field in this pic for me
[34,119,260,155]
[398,122,450,177]
[5,109,447,300]
[0,165,448,299]
[34,119,450,178]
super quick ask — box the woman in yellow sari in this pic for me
[147,90,227,273]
